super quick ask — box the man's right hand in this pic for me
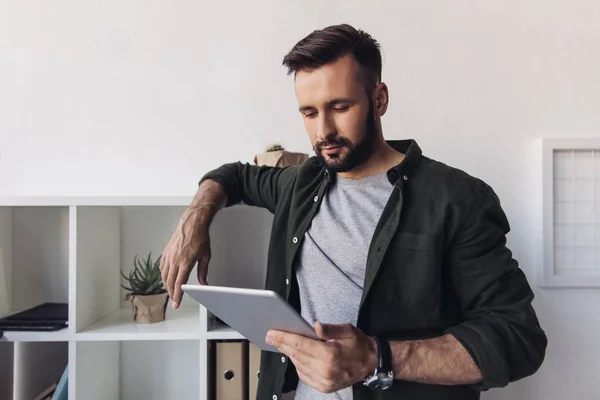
[160,179,227,309]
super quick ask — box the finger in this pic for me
[166,257,179,305]
[295,362,311,383]
[197,253,210,285]
[171,262,191,309]
[267,330,322,359]
[159,252,166,273]
[276,340,314,366]
[293,358,319,387]
[160,256,169,292]
[315,321,355,340]
[294,363,313,386]
[293,360,329,394]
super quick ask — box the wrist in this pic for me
[364,336,379,377]
[187,180,226,227]
[192,207,216,227]
[363,336,395,390]
[392,340,413,379]
[179,207,213,236]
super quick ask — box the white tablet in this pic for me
[181,284,319,352]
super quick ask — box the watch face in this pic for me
[365,372,394,390]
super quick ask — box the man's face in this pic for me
[294,54,377,173]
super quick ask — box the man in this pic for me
[160,24,547,400]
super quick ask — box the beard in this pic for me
[314,103,377,174]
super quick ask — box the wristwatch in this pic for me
[363,336,394,390]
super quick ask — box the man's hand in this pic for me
[266,322,378,394]
[160,179,227,309]
[160,212,211,309]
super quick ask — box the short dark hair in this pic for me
[282,24,382,95]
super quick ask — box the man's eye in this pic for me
[304,112,317,118]
[333,106,349,112]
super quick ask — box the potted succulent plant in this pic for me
[121,252,169,323]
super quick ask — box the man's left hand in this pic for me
[265,322,378,393]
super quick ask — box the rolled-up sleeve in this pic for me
[199,162,299,213]
[444,182,547,390]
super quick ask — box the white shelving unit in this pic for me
[0,196,274,400]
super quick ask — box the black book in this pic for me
[0,302,68,332]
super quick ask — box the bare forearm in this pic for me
[186,179,228,227]
[391,334,483,385]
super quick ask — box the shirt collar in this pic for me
[323,138,423,185]
[385,139,422,185]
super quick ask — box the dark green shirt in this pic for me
[200,139,547,400]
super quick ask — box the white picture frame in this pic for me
[541,137,600,287]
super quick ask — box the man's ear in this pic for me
[374,82,389,116]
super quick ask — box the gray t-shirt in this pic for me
[293,170,393,400]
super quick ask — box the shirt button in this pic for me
[281,356,286,363]
[403,175,408,181]
[286,278,290,285]
[387,170,398,182]
[273,395,278,400]
[292,237,298,244]
[314,195,319,202]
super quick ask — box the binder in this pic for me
[215,341,248,400]
[248,342,261,400]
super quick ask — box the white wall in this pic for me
[1,1,599,398]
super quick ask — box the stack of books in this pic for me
[0,302,68,332]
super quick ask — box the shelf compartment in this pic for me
[0,206,71,341]
[73,205,202,335]
[12,341,68,400]
[75,340,200,400]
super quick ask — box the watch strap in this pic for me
[375,336,392,372]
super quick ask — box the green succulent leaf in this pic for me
[147,280,162,293]
[120,270,130,282]
[121,252,167,295]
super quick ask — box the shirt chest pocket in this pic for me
[380,232,444,307]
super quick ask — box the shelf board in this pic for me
[76,306,203,341]
[0,308,71,342]
[0,196,194,207]
[1,328,72,342]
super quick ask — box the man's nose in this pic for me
[316,114,335,141]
